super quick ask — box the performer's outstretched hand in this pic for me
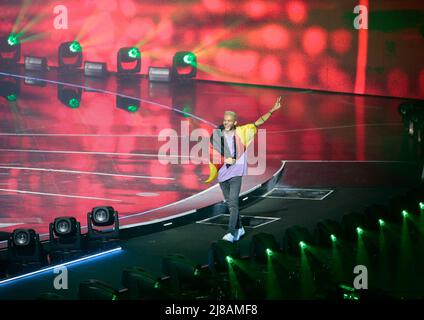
[271,96,283,113]
[254,96,283,127]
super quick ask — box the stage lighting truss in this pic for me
[7,228,47,273]
[49,217,82,252]
[87,206,119,241]
[58,41,82,71]
[0,33,21,64]
[117,47,141,76]
[172,51,197,79]
[0,76,20,102]
[57,84,82,108]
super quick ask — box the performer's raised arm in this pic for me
[254,96,283,127]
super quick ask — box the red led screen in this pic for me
[0,0,423,99]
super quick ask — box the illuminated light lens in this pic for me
[7,94,17,101]
[194,268,200,276]
[154,281,161,289]
[68,98,80,108]
[299,241,307,249]
[225,256,234,264]
[419,202,424,210]
[69,41,81,53]
[128,47,140,59]
[266,248,273,256]
[378,219,385,227]
[94,209,108,223]
[14,231,30,246]
[183,53,195,64]
[402,210,409,218]
[8,33,19,46]
[57,220,70,234]
[330,234,337,242]
[356,227,363,235]
[127,105,138,113]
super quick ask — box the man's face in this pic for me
[223,114,237,131]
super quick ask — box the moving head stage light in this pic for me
[87,206,119,245]
[117,47,141,77]
[58,41,82,72]
[7,228,47,274]
[49,217,82,262]
[0,33,21,65]
[172,51,197,80]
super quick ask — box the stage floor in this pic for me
[0,67,419,238]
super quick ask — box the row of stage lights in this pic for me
[3,206,120,277]
[2,189,422,298]
[0,33,197,81]
[65,196,424,300]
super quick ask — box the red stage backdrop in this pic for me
[0,0,423,99]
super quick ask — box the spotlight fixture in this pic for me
[7,228,47,274]
[172,51,197,79]
[84,61,108,78]
[117,47,141,76]
[121,266,165,300]
[161,254,205,294]
[250,233,281,263]
[208,240,240,273]
[282,226,313,256]
[57,84,82,108]
[58,41,82,71]
[0,33,21,65]
[49,217,82,259]
[87,206,119,243]
[341,212,366,241]
[79,279,119,300]
[314,219,343,247]
[363,204,390,231]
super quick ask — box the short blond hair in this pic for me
[224,111,237,121]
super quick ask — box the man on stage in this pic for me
[205,96,283,242]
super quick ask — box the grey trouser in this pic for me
[219,176,242,237]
